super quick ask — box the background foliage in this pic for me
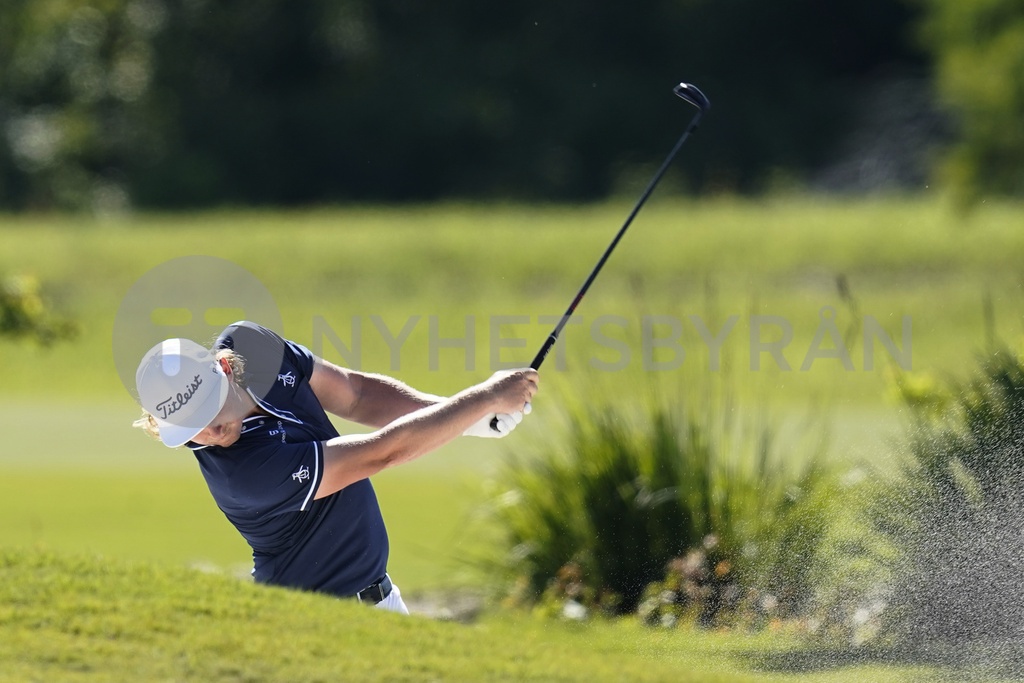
[916,0,1024,205]
[0,273,78,345]
[1,0,934,210]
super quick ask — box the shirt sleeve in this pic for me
[282,337,315,381]
[217,321,315,400]
[227,441,325,515]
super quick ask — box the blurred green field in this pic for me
[3,197,1024,403]
[3,196,1024,580]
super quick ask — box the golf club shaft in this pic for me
[490,82,708,432]
[530,107,705,371]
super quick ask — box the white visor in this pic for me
[135,339,230,447]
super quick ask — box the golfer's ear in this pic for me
[219,357,232,377]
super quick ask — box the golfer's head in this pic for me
[135,339,230,448]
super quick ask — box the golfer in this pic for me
[133,321,538,614]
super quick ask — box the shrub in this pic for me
[0,274,78,345]
[483,383,838,625]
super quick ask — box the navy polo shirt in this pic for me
[188,321,389,597]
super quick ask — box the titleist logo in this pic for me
[155,374,203,419]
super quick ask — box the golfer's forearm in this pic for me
[318,387,493,496]
[368,387,491,463]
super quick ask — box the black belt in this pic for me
[355,574,392,605]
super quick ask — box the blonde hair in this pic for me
[133,348,245,442]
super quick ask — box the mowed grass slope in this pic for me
[0,549,939,683]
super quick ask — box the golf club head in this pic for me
[674,83,710,112]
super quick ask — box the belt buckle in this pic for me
[357,575,389,604]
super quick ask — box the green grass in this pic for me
[0,548,944,682]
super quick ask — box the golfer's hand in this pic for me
[475,368,538,436]
[464,402,532,438]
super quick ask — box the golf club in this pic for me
[492,82,710,432]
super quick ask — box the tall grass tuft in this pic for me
[876,347,1024,645]
[483,380,838,624]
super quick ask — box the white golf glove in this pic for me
[464,402,531,438]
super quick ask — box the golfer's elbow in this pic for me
[318,437,413,498]
[375,433,426,470]
[361,444,396,472]
[359,431,422,474]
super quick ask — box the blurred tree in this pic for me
[0,0,163,211]
[1,0,926,209]
[917,0,1024,203]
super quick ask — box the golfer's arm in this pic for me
[315,387,492,498]
[310,357,443,427]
